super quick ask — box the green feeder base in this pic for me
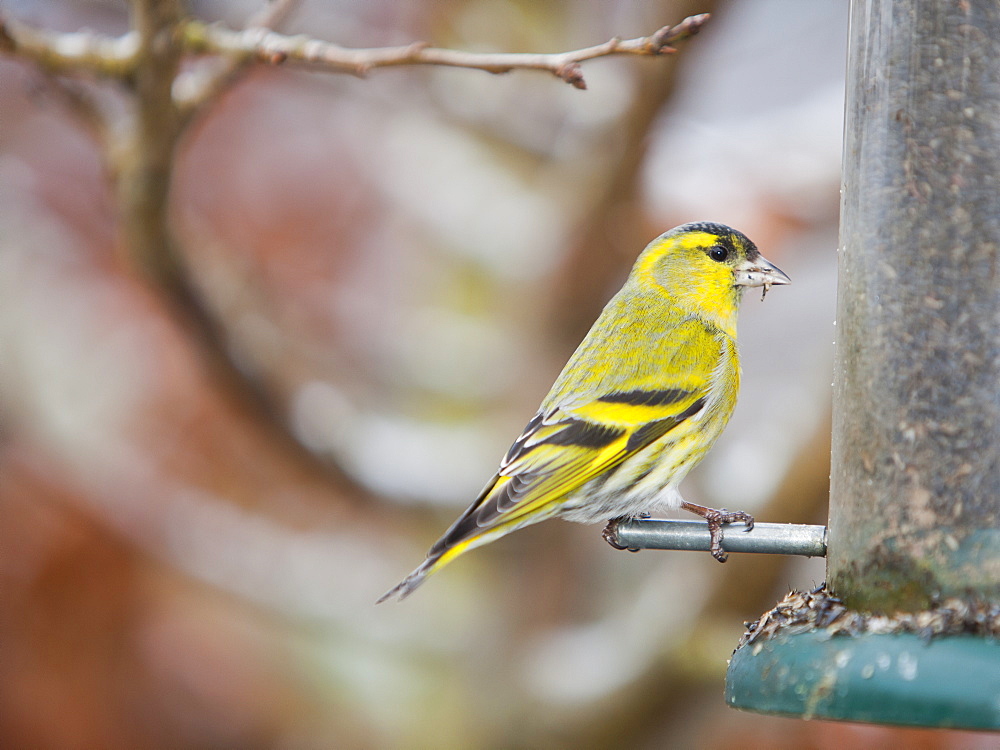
[726,630,1000,730]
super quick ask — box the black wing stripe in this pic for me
[539,418,625,449]
[433,396,706,554]
[442,417,625,545]
[597,388,694,407]
[625,396,706,452]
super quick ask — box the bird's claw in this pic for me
[680,501,754,562]
[602,517,640,552]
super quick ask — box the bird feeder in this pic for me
[724,0,1000,729]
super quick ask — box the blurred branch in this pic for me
[114,0,352,489]
[0,1,712,500]
[180,13,709,90]
[31,76,112,147]
[0,12,131,147]
[118,0,183,280]
[175,0,300,125]
[0,14,138,76]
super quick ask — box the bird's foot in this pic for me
[602,517,640,552]
[680,501,754,562]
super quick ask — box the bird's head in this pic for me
[630,221,790,335]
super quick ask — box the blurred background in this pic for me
[1,0,994,747]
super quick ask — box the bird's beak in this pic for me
[734,255,791,290]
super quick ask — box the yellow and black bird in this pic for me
[379,222,789,602]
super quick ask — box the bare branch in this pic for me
[0,3,715,518]
[180,13,711,90]
[114,0,340,483]
[175,0,300,122]
[0,13,138,77]
[117,0,184,278]
[0,14,125,150]
[1,10,709,93]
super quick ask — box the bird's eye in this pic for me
[708,245,729,262]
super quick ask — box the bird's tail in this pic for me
[376,555,441,603]
[376,525,493,603]
[376,475,520,603]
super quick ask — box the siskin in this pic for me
[378,222,789,602]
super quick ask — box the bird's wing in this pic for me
[427,384,708,557]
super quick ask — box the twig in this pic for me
[0,3,715,538]
[114,0,353,489]
[180,13,711,90]
[1,10,709,92]
[0,14,138,77]
[175,0,300,123]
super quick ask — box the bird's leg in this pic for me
[602,517,639,552]
[680,501,754,563]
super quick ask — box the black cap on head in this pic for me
[665,221,760,259]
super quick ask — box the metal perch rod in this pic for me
[614,520,828,557]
